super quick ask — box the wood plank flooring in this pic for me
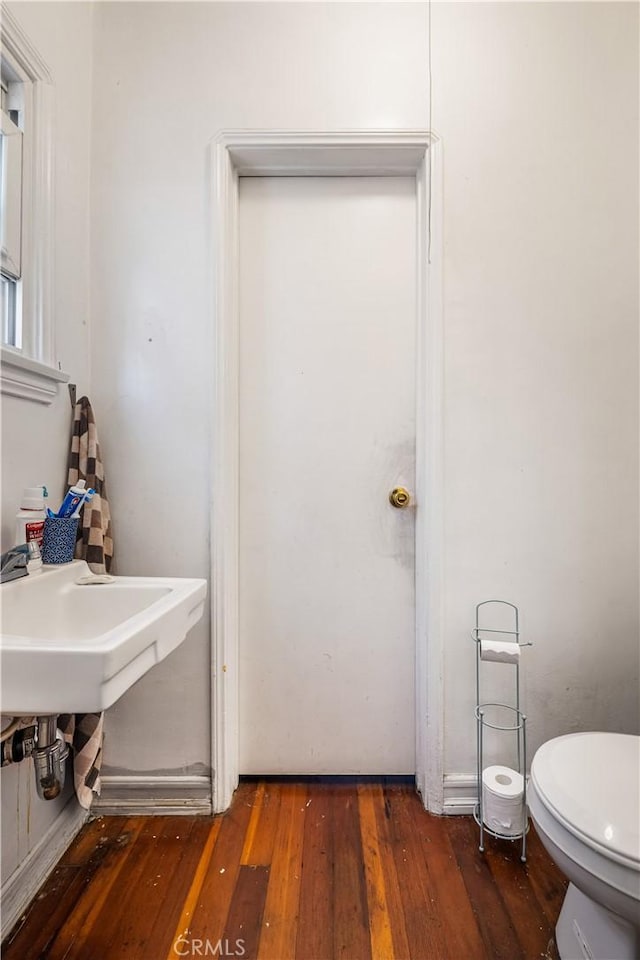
[2,778,567,960]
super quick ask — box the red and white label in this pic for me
[25,520,45,548]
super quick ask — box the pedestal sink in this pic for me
[0,560,207,714]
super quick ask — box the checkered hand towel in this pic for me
[65,397,110,807]
[58,713,104,810]
[68,396,113,574]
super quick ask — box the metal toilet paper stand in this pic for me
[472,600,532,862]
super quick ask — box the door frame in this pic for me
[210,130,444,813]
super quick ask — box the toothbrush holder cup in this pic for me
[42,517,79,564]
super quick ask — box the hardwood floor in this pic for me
[2,778,567,960]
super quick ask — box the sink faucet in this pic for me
[1,544,30,583]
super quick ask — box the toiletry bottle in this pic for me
[15,486,48,550]
[56,480,87,518]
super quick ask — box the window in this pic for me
[0,5,67,403]
[1,271,18,346]
[1,67,24,349]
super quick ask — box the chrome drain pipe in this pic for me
[33,716,69,800]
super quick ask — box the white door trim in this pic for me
[210,130,444,814]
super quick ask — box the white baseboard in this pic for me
[442,774,478,816]
[1,799,88,940]
[91,775,212,816]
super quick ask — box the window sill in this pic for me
[1,347,69,405]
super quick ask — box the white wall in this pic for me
[432,1,639,774]
[89,0,429,777]
[1,0,94,889]
[89,1,638,789]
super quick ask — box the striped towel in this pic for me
[58,714,104,810]
[64,397,110,808]
[68,396,113,574]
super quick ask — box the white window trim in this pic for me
[0,3,68,404]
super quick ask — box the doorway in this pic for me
[210,132,443,811]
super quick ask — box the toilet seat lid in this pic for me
[531,732,640,867]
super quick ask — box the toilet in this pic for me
[528,732,640,960]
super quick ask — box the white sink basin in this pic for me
[0,560,207,714]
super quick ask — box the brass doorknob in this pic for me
[389,487,411,509]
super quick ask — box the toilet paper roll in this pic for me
[483,764,524,797]
[482,765,525,837]
[479,639,520,664]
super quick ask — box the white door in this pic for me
[239,176,416,774]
